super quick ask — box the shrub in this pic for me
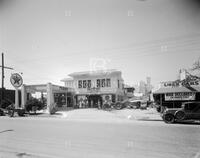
[0,99,13,109]
[25,98,45,112]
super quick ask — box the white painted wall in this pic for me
[63,72,124,95]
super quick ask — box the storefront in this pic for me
[75,93,116,108]
[153,81,200,109]
[61,70,125,108]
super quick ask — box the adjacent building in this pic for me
[153,70,200,109]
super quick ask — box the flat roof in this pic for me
[153,86,200,94]
[68,69,121,77]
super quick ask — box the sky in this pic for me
[0,0,200,89]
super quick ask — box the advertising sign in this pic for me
[165,92,196,101]
[10,73,23,88]
[162,80,200,88]
[87,87,100,93]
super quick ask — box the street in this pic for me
[0,111,200,158]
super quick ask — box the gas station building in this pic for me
[21,83,74,113]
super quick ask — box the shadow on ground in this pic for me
[137,119,200,125]
[137,119,163,122]
[0,129,14,134]
[175,120,200,125]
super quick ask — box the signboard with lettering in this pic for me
[87,87,100,93]
[162,80,200,88]
[52,85,68,92]
[163,81,199,87]
[165,92,196,101]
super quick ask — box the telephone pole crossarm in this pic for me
[0,66,14,70]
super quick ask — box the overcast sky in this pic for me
[0,0,200,89]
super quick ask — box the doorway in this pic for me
[88,95,102,108]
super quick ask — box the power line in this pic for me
[11,33,200,64]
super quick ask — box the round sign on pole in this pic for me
[10,73,23,88]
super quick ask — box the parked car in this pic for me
[128,100,148,109]
[162,102,200,123]
[126,100,140,109]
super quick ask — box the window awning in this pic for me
[153,86,200,94]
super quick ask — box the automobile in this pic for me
[162,102,200,123]
[126,100,141,109]
[128,100,148,109]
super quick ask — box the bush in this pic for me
[17,109,26,116]
[25,98,45,112]
[0,99,13,109]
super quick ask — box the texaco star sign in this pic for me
[10,73,23,88]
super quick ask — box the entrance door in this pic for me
[88,95,102,108]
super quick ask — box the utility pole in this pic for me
[0,53,14,107]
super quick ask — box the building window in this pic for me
[97,79,100,88]
[87,80,91,88]
[83,80,87,88]
[78,80,82,88]
[106,78,111,87]
[118,80,120,88]
[101,79,105,87]
[127,88,134,93]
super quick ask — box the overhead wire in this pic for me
[13,33,200,64]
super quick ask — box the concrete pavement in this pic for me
[0,115,200,158]
[55,108,162,122]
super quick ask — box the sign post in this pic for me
[10,73,23,108]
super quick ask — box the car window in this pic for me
[185,103,200,111]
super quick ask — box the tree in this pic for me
[191,57,200,71]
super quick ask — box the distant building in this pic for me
[146,77,152,92]
[138,77,152,96]
[61,69,124,108]
[139,80,146,94]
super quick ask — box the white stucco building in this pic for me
[61,69,125,108]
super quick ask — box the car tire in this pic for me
[175,111,185,121]
[163,114,175,124]
[115,102,122,110]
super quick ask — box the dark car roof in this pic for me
[182,102,200,105]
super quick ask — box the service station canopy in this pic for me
[21,83,74,113]
[25,84,70,93]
